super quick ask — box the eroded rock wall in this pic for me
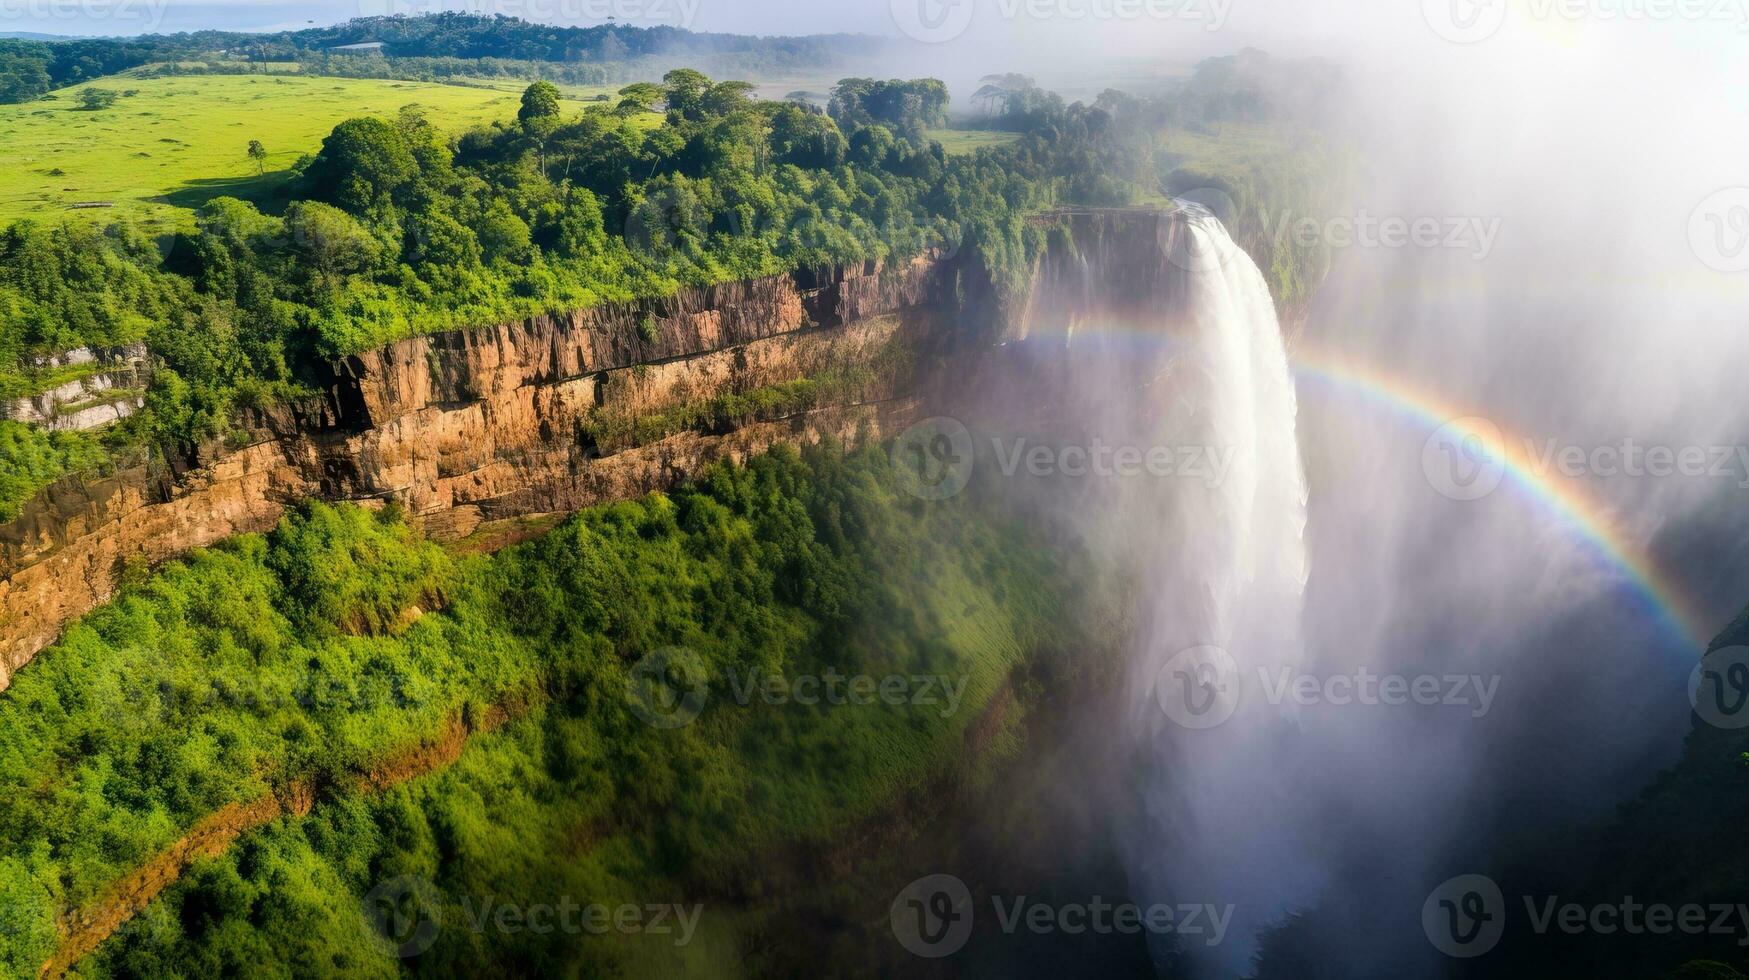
[0,255,951,689]
[0,209,1207,690]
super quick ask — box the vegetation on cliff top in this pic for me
[0,48,1338,517]
[0,68,1069,456]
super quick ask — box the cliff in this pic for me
[1,345,149,432]
[0,208,1210,691]
[0,253,962,690]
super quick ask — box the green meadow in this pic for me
[924,127,1022,155]
[0,74,612,230]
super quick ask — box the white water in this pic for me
[1121,209,1316,974]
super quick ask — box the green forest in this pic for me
[0,54,1332,495]
[0,438,1114,976]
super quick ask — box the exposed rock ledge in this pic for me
[2,345,150,432]
[0,254,956,691]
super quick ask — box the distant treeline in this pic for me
[0,12,884,103]
[967,48,1343,133]
[122,53,623,89]
[112,47,852,91]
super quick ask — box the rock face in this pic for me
[2,345,150,432]
[0,208,1211,691]
[0,254,956,690]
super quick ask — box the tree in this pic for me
[701,80,755,117]
[546,112,639,193]
[407,211,481,269]
[662,68,712,120]
[768,105,846,170]
[848,125,897,169]
[75,88,117,111]
[283,201,381,280]
[517,80,562,124]
[472,200,533,264]
[637,125,685,179]
[827,78,949,142]
[615,82,663,115]
[541,188,606,255]
[515,84,565,180]
[247,140,268,175]
[971,84,1005,119]
[299,117,417,214]
[394,104,456,187]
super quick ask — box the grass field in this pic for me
[925,128,1022,155]
[0,74,616,230]
[442,75,621,101]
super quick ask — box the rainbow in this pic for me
[1012,316,1711,650]
[1292,344,1710,651]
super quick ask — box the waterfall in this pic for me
[1119,206,1316,974]
[951,206,1317,971]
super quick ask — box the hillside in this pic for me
[0,74,627,228]
[0,14,884,104]
[0,439,1119,978]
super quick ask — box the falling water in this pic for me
[1118,205,1317,976]
[951,204,1321,972]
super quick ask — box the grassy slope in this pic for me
[433,75,622,100]
[924,128,1022,155]
[0,74,616,229]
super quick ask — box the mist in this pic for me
[899,4,1749,976]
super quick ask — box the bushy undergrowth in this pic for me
[0,438,1080,976]
[0,421,108,523]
